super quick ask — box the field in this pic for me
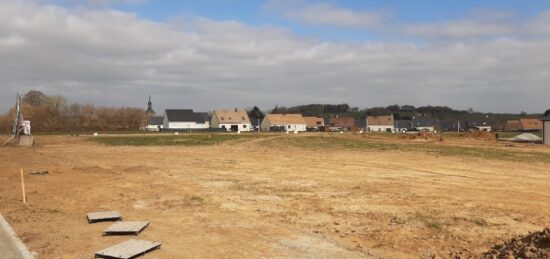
[0,133,549,258]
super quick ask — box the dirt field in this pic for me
[0,133,549,258]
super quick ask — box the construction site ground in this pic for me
[0,133,549,258]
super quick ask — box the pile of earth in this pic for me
[459,131,496,141]
[484,228,550,258]
[401,132,443,141]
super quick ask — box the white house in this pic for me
[412,117,438,132]
[211,109,252,132]
[366,115,395,132]
[462,120,492,132]
[145,116,164,131]
[261,114,307,132]
[163,109,210,130]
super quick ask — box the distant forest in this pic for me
[1,91,549,132]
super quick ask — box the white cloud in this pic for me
[265,0,384,28]
[0,1,549,114]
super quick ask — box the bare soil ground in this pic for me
[0,133,549,258]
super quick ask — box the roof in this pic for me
[212,109,250,124]
[165,109,209,123]
[328,117,356,128]
[504,120,520,131]
[303,117,324,127]
[412,117,438,128]
[439,120,459,130]
[396,120,412,129]
[543,117,550,121]
[264,114,306,125]
[518,118,542,130]
[147,116,164,126]
[367,115,394,126]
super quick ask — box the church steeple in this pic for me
[145,93,155,116]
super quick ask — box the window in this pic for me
[243,125,247,128]
[288,125,291,129]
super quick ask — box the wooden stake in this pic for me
[20,169,26,203]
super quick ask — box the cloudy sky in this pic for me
[1,0,550,113]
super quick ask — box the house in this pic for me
[356,119,366,130]
[303,117,324,131]
[504,120,520,131]
[260,114,307,132]
[395,120,413,132]
[462,120,492,131]
[145,116,164,131]
[544,117,550,145]
[439,120,459,132]
[211,109,252,132]
[366,115,395,132]
[328,117,356,131]
[163,109,210,130]
[411,117,438,132]
[518,118,543,131]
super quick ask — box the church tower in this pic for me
[145,93,156,117]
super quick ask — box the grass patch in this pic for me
[91,134,264,146]
[264,135,550,163]
[473,218,489,226]
[425,220,445,231]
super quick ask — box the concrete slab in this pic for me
[87,211,122,224]
[94,239,161,259]
[104,221,149,235]
[0,214,34,259]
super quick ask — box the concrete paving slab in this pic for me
[0,214,34,259]
[87,211,122,223]
[104,221,149,235]
[94,239,161,259]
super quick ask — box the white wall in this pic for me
[167,121,209,129]
[217,123,252,131]
[146,124,163,131]
[477,126,492,132]
[368,125,394,132]
[260,120,306,132]
[284,124,307,132]
[416,126,435,132]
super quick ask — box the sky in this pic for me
[1,0,550,113]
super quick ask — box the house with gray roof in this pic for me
[145,116,164,131]
[411,117,438,132]
[163,109,210,130]
[462,120,492,131]
[395,120,413,132]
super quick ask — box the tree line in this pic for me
[0,91,146,133]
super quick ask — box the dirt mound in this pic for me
[484,228,550,258]
[459,131,496,141]
[401,132,443,141]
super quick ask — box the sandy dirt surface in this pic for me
[0,134,549,258]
